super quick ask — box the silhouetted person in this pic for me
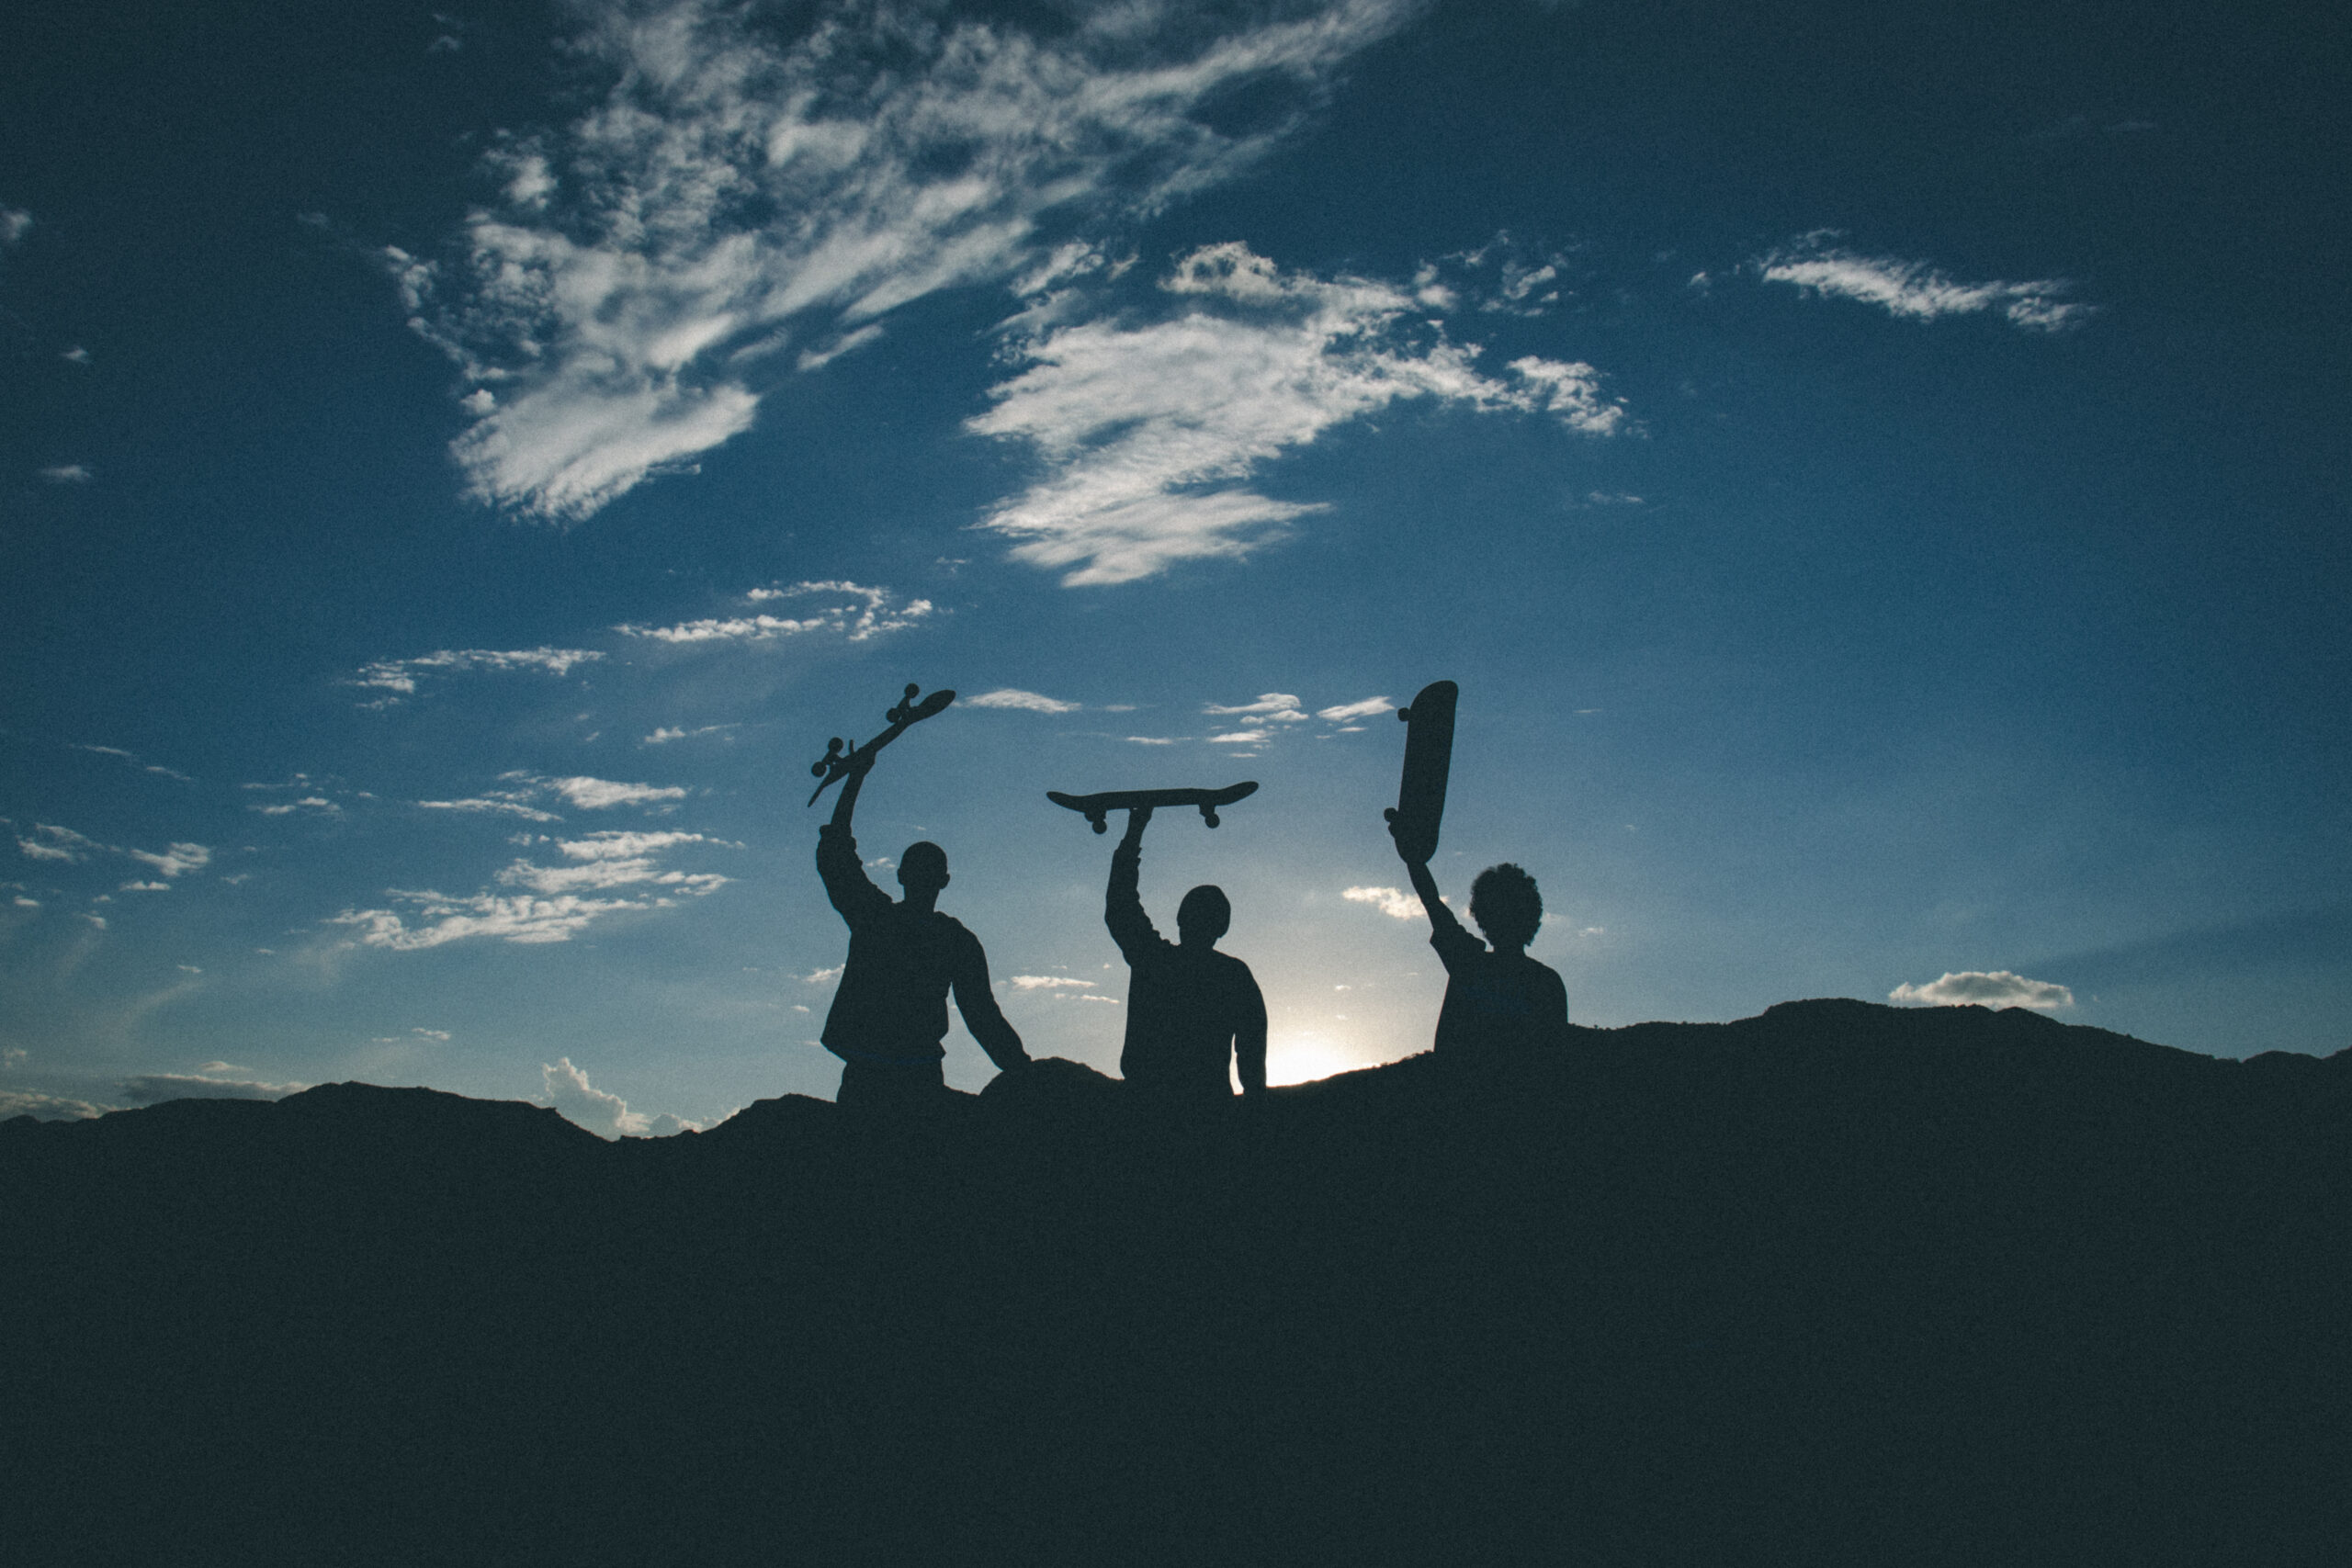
[1394,832,1568,1060]
[817,747,1028,1111]
[1105,806,1267,1101]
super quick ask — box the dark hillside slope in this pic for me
[6,1001,2347,1565]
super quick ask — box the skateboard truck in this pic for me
[808,682,956,806]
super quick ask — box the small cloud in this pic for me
[1316,696,1392,721]
[0,207,31,247]
[802,965,843,985]
[642,723,737,745]
[353,646,602,699]
[11,897,38,908]
[412,1027,451,1041]
[556,830,716,861]
[1889,970,2075,1010]
[543,776,686,810]
[619,582,933,645]
[251,795,339,817]
[62,345,90,364]
[119,881,170,893]
[39,465,92,484]
[1757,232,2094,333]
[124,842,210,878]
[1005,975,1094,990]
[1207,729,1270,745]
[967,689,1081,714]
[1125,736,1178,745]
[418,796,562,822]
[81,913,106,928]
[1342,885,1421,921]
[1205,694,1309,722]
[542,1057,701,1138]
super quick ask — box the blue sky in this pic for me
[4,0,2345,1131]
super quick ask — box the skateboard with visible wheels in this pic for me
[1384,680,1457,863]
[1047,782,1259,834]
[807,683,956,806]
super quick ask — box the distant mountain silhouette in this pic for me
[6,1001,2346,1566]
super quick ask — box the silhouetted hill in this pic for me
[6,1002,2346,1565]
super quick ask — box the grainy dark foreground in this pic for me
[6,1000,2346,1566]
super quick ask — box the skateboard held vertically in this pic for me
[807,683,956,806]
[1385,680,1457,863]
[1047,782,1259,834]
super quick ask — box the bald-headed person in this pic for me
[1103,805,1267,1103]
[815,746,1027,1111]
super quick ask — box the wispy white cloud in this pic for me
[39,465,93,485]
[418,796,563,822]
[123,842,211,878]
[16,824,210,880]
[1125,736,1177,745]
[618,581,933,643]
[0,207,30,248]
[542,1056,703,1138]
[542,775,687,810]
[1758,233,2093,333]
[967,688,1081,714]
[252,796,341,817]
[332,820,723,948]
[971,243,1624,584]
[1315,695,1391,721]
[643,722,738,744]
[497,855,727,896]
[355,645,603,700]
[119,881,171,893]
[1208,729,1271,745]
[397,0,1419,523]
[1005,974,1094,990]
[1342,884,1420,920]
[1890,969,2075,1010]
[556,829,717,861]
[332,890,654,949]
[73,744,195,783]
[1206,692,1310,721]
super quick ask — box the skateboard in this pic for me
[1384,680,1457,863]
[807,683,956,806]
[1046,782,1259,834]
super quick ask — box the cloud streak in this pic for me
[1758,233,2093,333]
[398,0,1421,523]
[356,646,603,700]
[617,581,932,644]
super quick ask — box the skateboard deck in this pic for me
[1384,680,1457,863]
[807,683,955,806]
[1047,782,1259,834]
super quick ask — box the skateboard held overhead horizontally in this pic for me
[1385,680,1457,863]
[807,683,956,806]
[1047,782,1259,834]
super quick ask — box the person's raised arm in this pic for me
[1234,973,1268,1098]
[1105,805,1161,961]
[950,932,1029,1073]
[1395,828,1467,943]
[817,748,888,925]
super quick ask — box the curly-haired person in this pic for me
[1393,835,1568,1060]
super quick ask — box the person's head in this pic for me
[1469,863,1542,952]
[1175,884,1231,948]
[897,841,950,897]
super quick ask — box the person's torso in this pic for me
[1434,947,1566,1055]
[1120,946,1255,1093]
[822,905,971,1061]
